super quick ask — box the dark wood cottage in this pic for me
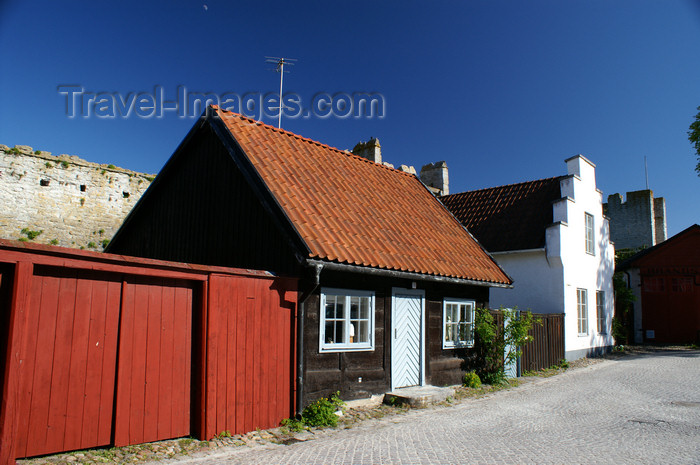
[107,106,512,409]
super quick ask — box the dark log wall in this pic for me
[424,282,489,387]
[107,122,300,276]
[303,271,389,405]
[301,270,490,405]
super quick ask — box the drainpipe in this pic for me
[296,263,322,416]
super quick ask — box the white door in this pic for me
[391,289,425,389]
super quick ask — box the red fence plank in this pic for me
[0,262,33,465]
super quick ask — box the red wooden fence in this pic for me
[205,275,297,439]
[0,240,297,464]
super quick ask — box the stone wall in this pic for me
[0,144,154,250]
[603,189,667,251]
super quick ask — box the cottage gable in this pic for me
[214,107,509,284]
[111,107,510,285]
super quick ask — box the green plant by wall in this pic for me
[87,241,97,249]
[280,417,305,432]
[101,239,110,249]
[611,248,641,344]
[474,307,538,385]
[301,392,344,427]
[50,239,59,245]
[463,371,482,389]
[61,160,69,168]
[20,227,43,240]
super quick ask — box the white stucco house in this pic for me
[441,155,615,360]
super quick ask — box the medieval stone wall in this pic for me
[0,144,154,250]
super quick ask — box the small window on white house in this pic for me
[596,291,605,334]
[577,288,588,335]
[584,213,595,255]
[319,288,374,353]
[443,299,475,349]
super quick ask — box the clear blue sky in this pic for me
[1,0,698,237]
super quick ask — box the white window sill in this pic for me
[319,345,374,353]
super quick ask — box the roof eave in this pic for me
[305,259,513,289]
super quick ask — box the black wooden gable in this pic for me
[107,119,302,276]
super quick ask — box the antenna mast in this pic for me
[644,156,649,190]
[265,56,297,128]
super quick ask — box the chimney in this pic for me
[420,161,449,196]
[352,138,382,164]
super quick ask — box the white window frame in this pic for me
[442,298,475,349]
[319,288,375,353]
[577,288,588,336]
[596,291,606,334]
[584,212,595,255]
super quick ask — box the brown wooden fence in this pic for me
[520,313,565,372]
[0,240,297,464]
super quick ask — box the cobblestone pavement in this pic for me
[160,350,700,465]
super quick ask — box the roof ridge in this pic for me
[212,105,417,178]
[444,175,565,198]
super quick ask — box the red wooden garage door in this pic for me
[15,267,122,458]
[113,277,193,447]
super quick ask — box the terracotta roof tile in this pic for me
[214,107,511,285]
[441,177,563,252]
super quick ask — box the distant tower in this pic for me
[603,190,667,250]
[420,161,449,196]
[352,138,382,164]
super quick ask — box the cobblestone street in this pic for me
[161,350,700,465]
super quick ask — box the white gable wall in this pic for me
[558,156,615,359]
[487,155,615,360]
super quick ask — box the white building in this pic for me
[442,155,615,360]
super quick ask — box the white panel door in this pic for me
[392,289,424,389]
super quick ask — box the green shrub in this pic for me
[301,392,344,427]
[280,417,305,432]
[463,371,482,388]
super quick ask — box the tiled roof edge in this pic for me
[443,175,565,198]
[212,106,417,178]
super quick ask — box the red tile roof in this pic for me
[441,177,563,252]
[214,107,511,285]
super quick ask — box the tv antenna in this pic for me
[644,156,649,190]
[265,56,297,128]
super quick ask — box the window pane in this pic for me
[463,304,472,323]
[359,298,370,319]
[458,322,467,342]
[445,323,453,342]
[350,296,359,319]
[451,305,460,324]
[325,322,335,343]
[357,321,368,342]
[334,321,344,343]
